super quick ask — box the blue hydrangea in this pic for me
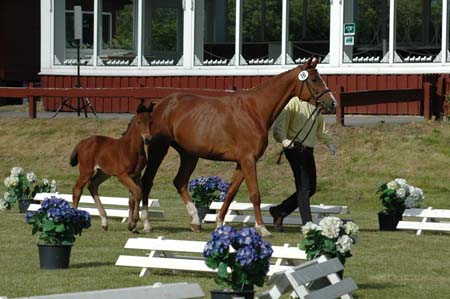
[188,176,230,207]
[236,245,257,266]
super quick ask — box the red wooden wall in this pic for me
[41,73,440,115]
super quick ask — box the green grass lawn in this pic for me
[1,116,450,298]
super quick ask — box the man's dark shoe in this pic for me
[269,207,284,232]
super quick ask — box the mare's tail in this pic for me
[69,143,80,167]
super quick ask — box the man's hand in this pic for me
[328,144,337,156]
[282,139,294,149]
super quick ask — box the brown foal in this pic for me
[142,58,336,236]
[70,103,154,232]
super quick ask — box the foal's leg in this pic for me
[239,157,271,237]
[216,164,244,227]
[117,173,142,232]
[173,149,200,232]
[87,170,110,231]
[72,171,92,209]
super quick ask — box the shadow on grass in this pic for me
[71,261,113,269]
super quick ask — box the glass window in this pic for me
[142,0,183,66]
[54,0,94,66]
[98,0,138,66]
[241,0,282,65]
[342,0,389,64]
[289,0,330,64]
[396,0,442,63]
[195,0,236,66]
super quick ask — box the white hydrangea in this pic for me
[4,176,19,188]
[386,181,398,190]
[10,167,23,177]
[395,187,407,199]
[302,222,321,235]
[336,235,353,253]
[26,172,37,183]
[344,221,359,237]
[319,217,343,239]
[394,178,407,187]
[41,178,49,185]
[50,180,57,192]
[0,198,7,210]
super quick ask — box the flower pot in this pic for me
[38,244,72,269]
[378,212,402,231]
[196,206,213,222]
[19,199,39,213]
[210,289,254,299]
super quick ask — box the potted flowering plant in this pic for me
[203,225,273,299]
[299,217,359,268]
[25,196,91,269]
[188,176,230,221]
[377,178,424,230]
[1,166,57,213]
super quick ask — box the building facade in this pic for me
[40,0,450,114]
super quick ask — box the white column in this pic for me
[182,0,194,68]
[280,0,288,65]
[41,0,53,69]
[329,0,342,66]
[389,0,396,64]
[442,0,448,63]
[93,0,100,66]
[235,0,243,66]
[137,0,143,66]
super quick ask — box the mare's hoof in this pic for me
[101,225,108,232]
[131,228,140,234]
[191,223,201,233]
[255,225,272,238]
[143,227,152,233]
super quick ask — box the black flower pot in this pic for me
[38,244,72,269]
[210,289,254,299]
[18,199,39,214]
[196,206,213,222]
[378,212,402,231]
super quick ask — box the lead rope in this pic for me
[276,106,320,165]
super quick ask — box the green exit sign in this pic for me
[344,23,355,35]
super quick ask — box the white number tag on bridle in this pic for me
[298,70,309,81]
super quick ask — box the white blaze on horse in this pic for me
[140,57,336,237]
[69,103,154,233]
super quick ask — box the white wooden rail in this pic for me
[257,256,358,299]
[203,201,349,226]
[397,207,450,235]
[30,193,165,221]
[115,236,307,277]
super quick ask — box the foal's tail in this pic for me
[69,143,79,167]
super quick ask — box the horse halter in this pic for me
[296,68,333,109]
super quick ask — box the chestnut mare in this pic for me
[70,103,154,232]
[142,58,336,236]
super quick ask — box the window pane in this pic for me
[195,0,235,66]
[396,0,442,63]
[143,0,183,66]
[54,0,94,66]
[289,0,330,64]
[343,0,389,64]
[99,0,137,66]
[241,0,282,65]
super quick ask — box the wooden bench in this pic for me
[335,83,437,126]
[203,201,349,226]
[115,236,307,277]
[1,282,204,299]
[397,207,450,235]
[29,193,165,221]
[257,255,358,299]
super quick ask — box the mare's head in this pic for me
[294,57,336,113]
[135,102,156,145]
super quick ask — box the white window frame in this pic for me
[40,0,450,77]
